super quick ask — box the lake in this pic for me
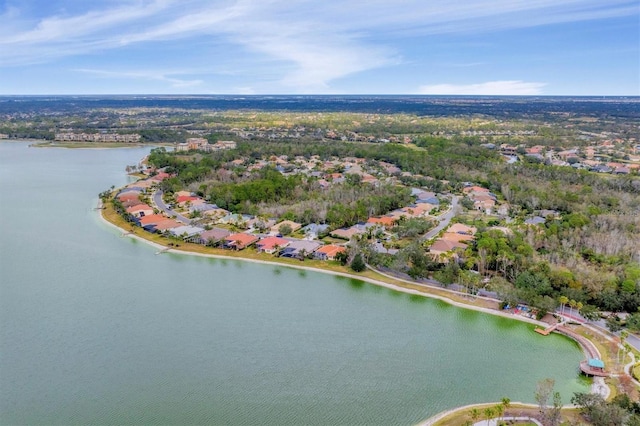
[0,141,587,425]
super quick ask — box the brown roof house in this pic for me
[223,233,259,250]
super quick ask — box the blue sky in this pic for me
[0,0,638,95]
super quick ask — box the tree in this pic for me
[535,378,556,425]
[558,295,569,316]
[279,223,293,236]
[484,407,495,424]
[572,392,630,426]
[335,250,349,266]
[469,408,481,424]
[350,253,366,272]
[568,299,577,318]
[606,315,623,333]
[494,404,504,425]
[579,304,600,321]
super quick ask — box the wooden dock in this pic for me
[534,321,564,335]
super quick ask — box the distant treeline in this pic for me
[1,96,639,119]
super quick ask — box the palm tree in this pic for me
[494,404,504,425]
[484,407,495,425]
[576,301,583,321]
[618,330,629,364]
[501,397,511,414]
[558,295,569,317]
[469,408,481,424]
[568,299,577,318]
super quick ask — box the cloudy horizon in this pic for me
[1,0,638,95]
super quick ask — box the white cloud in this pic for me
[418,80,547,95]
[74,68,203,89]
[0,0,636,92]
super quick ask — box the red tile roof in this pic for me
[257,236,289,251]
[316,244,346,259]
[139,214,167,226]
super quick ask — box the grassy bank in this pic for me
[428,403,583,426]
[101,201,502,311]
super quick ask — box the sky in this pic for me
[0,0,638,95]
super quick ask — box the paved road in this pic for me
[153,190,192,225]
[423,195,460,240]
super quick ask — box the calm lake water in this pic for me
[0,141,587,425]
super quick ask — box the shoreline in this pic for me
[97,203,549,328]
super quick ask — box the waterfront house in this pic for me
[256,236,290,254]
[169,225,206,243]
[151,218,183,232]
[428,239,467,261]
[314,244,347,261]
[199,228,231,246]
[139,214,167,228]
[279,240,321,258]
[126,204,154,218]
[223,233,259,250]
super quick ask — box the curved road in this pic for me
[422,195,460,240]
[152,189,193,225]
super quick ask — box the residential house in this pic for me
[279,240,321,258]
[428,239,468,261]
[447,223,477,235]
[302,223,329,239]
[199,228,231,246]
[367,215,397,228]
[151,218,183,232]
[223,233,259,250]
[314,244,347,261]
[525,216,546,225]
[270,220,302,235]
[139,214,167,228]
[256,236,290,254]
[169,225,206,242]
[441,232,475,243]
[126,204,154,218]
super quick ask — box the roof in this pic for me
[152,219,182,230]
[139,214,167,226]
[429,239,467,254]
[126,204,153,213]
[588,358,605,369]
[330,227,362,239]
[257,236,289,250]
[441,232,475,243]
[286,240,321,252]
[200,228,231,241]
[225,233,259,245]
[316,244,346,256]
[448,223,477,235]
[270,220,302,233]
[463,186,489,193]
[170,225,205,237]
[176,195,200,203]
[367,216,396,226]
[525,216,546,225]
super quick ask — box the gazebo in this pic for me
[580,358,608,377]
